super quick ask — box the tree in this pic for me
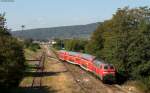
[85,23,104,57]
[0,36,25,88]
[87,7,150,91]
[64,39,87,52]
[0,14,10,36]
[52,38,64,50]
[0,14,26,89]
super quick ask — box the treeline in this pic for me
[53,7,150,92]
[0,14,26,92]
[24,39,41,52]
[88,7,150,92]
[12,23,99,40]
[53,38,87,52]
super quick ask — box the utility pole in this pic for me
[21,25,25,31]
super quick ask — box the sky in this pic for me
[0,0,150,31]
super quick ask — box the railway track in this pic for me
[48,57,128,93]
[31,51,46,87]
[63,61,90,93]
[63,61,127,93]
[48,48,132,93]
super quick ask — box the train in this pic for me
[58,50,116,82]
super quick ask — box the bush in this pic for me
[64,39,87,52]
[24,39,41,52]
[28,43,41,52]
[0,36,25,88]
[52,39,63,50]
[116,70,129,84]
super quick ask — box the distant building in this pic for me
[48,39,57,45]
[52,40,57,44]
[33,41,41,44]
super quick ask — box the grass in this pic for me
[11,48,42,90]
[10,46,60,93]
[122,80,146,93]
[10,86,53,93]
[135,81,147,93]
[49,47,59,59]
[24,49,35,59]
[24,48,42,60]
[25,64,37,72]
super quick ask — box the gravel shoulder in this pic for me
[42,57,84,93]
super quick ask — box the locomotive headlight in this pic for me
[103,71,108,74]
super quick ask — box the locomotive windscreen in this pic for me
[93,59,104,68]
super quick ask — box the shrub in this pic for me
[0,36,25,88]
[0,14,26,90]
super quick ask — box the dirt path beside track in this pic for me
[42,57,85,93]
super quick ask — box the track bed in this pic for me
[62,61,127,93]
[48,49,130,93]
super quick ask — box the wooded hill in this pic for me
[11,22,100,40]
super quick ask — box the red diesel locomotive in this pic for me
[58,50,116,82]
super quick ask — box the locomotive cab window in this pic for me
[104,65,108,70]
[110,65,114,69]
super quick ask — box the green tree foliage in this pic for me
[0,14,10,36]
[28,43,41,52]
[86,7,150,92]
[0,14,25,89]
[0,36,25,88]
[24,39,41,52]
[64,39,87,52]
[52,38,64,50]
[85,23,104,56]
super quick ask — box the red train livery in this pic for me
[58,50,116,82]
